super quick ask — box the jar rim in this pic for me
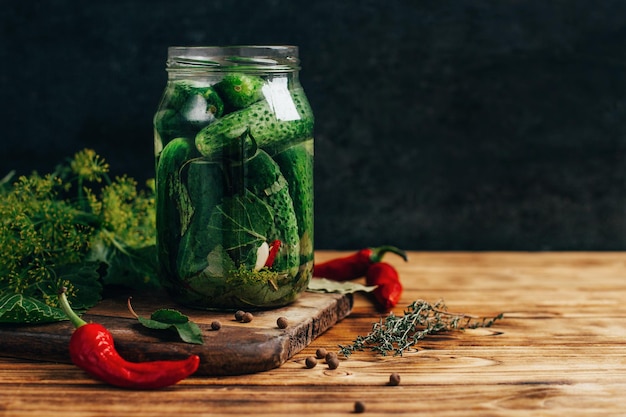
[166,45,300,73]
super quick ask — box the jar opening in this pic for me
[166,45,300,73]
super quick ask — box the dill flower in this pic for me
[70,148,110,182]
[93,175,156,248]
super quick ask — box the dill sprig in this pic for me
[0,149,157,323]
[0,172,94,295]
[339,299,504,357]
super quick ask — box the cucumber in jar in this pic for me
[241,148,300,275]
[273,139,314,263]
[195,87,314,158]
[176,159,226,280]
[155,137,197,279]
[154,82,224,143]
[213,73,265,112]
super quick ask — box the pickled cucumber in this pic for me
[155,137,197,278]
[195,87,314,158]
[154,82,224,142]
[213,73,264,112]
[176,160,226,279]
[273,139,314,262]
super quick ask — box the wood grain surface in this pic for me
[1,251,625,417]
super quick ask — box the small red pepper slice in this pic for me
[313,245,407,281]
[365,262,403,311]
[58,288,200,390]
[264,240,281,268]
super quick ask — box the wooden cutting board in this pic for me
[0,289,353,376]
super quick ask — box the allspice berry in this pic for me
[327,356,339,370]
[276,316,289,329]
[315,348,327,359]
[241,312,254,323]
[305,356,317,369]
[234,310,245,321]
[354,401,366,413]
[389,372,401,386]
[325,351,337,363]
[211,320,222,330]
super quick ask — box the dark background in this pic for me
[2,1,625,250]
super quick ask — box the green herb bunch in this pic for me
[0,149,157,324]
[339,299,504,357]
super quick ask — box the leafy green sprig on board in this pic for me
[0,149,157,324]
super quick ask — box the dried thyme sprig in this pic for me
[339,299,504,357]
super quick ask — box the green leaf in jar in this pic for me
[206,190,274,267]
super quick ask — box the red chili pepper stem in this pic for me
[58,287,87,329]
[369,245,408,263]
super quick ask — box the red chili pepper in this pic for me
[366,262,403,311]
[313,245,407,281]
[264,240,281,268]
[58,288,200,390]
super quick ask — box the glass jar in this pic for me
[153,46,314,310]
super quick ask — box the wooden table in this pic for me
[1,252,625,416]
